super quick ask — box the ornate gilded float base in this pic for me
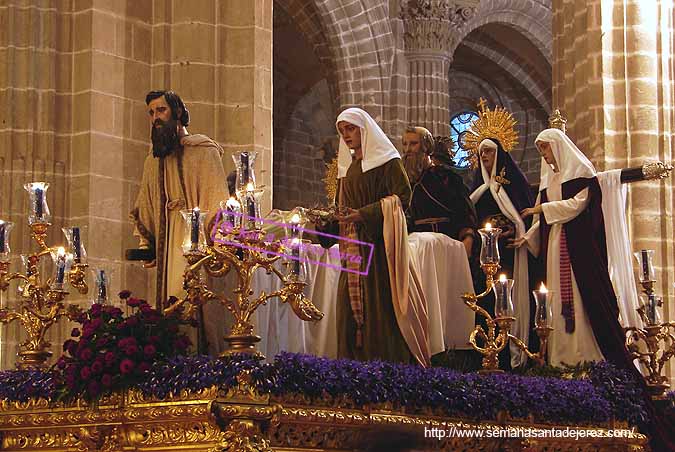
[0,393,648,452]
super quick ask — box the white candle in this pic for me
[225,197,240,226]
[290,213,301,239]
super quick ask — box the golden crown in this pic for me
[464,98,519,169]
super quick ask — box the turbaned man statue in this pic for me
[130,90,228,309]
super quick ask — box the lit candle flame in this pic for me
[57,246,66,257]
[485,222,492,231]
[499,274,507,282]
[291,213,301,224]
[539,282,548,293]
[246,182,255,192]
[226,197,240,208]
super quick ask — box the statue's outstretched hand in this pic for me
[507,237,527,249]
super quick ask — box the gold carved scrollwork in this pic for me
[126,422,224,447]
[642,160,674,180]
[211,419,274,452]
[210,402,281,452]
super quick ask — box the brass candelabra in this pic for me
[462,262,552,373]
[0,222,87,369]
[624,279,675,398]
[164,220,323,358]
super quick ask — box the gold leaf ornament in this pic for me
[464,98,519,169]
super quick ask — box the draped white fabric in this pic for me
[253,232,475,360]
[596,170,642,329]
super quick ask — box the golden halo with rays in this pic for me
[464,98,519,169]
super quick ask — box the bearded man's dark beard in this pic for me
[151,118,182,158]
[402,151,430,185]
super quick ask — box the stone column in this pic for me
[0,3,68,370]
[401,1,474,135]
[217,0,273,214]
[0,1,154,368]
[552,0,675,385]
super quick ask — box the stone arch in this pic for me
[452,0,552,64]
[312,0,397,122]
[448,71,503,115]
[462,37,551,113]
[449,21,552,184]
[274,0,340,109]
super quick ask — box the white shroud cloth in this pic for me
[252,232,475,360]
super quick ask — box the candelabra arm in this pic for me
[0,271,30,291]
[469,326,489,351]
[267,264,288,282]
[658,323,675,371]
[507,333,543,366]
[0,309,22,324]
[26,302,63,323]
[462,294,493,320]
[67,263,89,295]
[29,223,50,251]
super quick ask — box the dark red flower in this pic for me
[101,374,113,387]
[80,366,92,380]
[56,357,67,369]
[104,351,115,364]
[143,344,156,358]
[103,306,123,317]
[137,361,151,374]
[82,325,95,338]
[65,373,76,388]
[90,303,102,317]
[118,290,132,299]
[87,380,100,396]
[124,344,138,356]
[78,348,93,361]
[91,360,104,374]
[148,335,160,344]
[63,339,77,355]
[71,328,81,337]
[120,359,135,374]
[65,363,77,376]
[174,336,192,351]
[127,297,142,308]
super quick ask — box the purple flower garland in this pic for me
[0,352,648,429]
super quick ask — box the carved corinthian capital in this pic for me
[401,0,477,54]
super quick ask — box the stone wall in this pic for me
[0,0,273,369]
[552,0,675,385]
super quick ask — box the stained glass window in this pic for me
[449,111,478,169]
